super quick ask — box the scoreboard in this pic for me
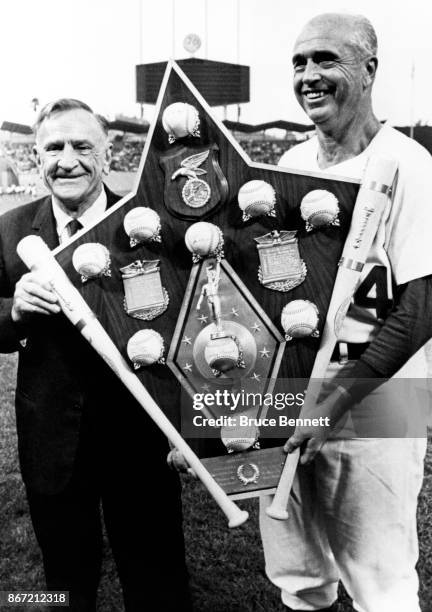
[136,58,250,107]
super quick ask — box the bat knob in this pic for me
[228,509,249,528]
[265,505,289,521]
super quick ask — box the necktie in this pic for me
[67,219,83,237]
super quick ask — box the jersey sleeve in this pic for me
[385,145,432,285]
[329,275,432,405]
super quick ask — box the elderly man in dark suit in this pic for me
[0,99,191,611]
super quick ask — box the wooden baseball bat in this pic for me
[17,235,249,529]
[266,155,398,521]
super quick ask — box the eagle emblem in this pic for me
[171,150,211,208]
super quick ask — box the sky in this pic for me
[1,0,432,128]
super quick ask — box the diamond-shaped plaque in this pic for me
[167,257,285,419]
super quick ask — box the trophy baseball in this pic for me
[17,60,371,516]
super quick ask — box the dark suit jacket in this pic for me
[0,187,141,494]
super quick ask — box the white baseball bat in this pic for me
[266,155,398,520]
[17,235,249,529]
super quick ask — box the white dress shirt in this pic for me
[51,189,107,244]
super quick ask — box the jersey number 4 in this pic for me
[354,265,393,320]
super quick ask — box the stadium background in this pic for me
[1,1,432,610]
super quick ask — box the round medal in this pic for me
[182,178,211,208]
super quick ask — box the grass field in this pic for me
[1,352,431,611]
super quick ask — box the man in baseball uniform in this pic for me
[259,13,432,612]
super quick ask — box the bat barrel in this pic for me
[16,235,249,529]
[265,448,299,520]
[111,364,249,528]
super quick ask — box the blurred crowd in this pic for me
[110,138,144,172]
[109,137,301,169]
[1,139,146,175]
[0,137,305,206]
[2,143,37,172]
[109,137,299,170]
[239,139,295,165]
[2,136,301,176]
[0,184,36,196]
[4,135,304,172]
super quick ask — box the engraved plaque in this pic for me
[121,260,169,320]
[255,230,307,291]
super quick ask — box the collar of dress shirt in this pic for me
[52,188,108,243]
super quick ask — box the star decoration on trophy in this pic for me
[49,59,360,500]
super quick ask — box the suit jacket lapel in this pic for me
[30,187,120,250]
[105,184,121,209]
[31,196,59,250]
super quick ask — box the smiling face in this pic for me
[34,109,112,214]
[292,15,375,134]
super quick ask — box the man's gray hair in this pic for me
[349,14,378,57]
[33,98,109,136]
[307,13,378,57]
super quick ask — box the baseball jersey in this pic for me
[279,124,432,377]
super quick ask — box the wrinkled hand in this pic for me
[167,447,197,478]
[11,271,61,323]
[284,386,352,465]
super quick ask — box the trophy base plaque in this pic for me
[202,446,286,500]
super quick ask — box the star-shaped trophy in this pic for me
[52,61,360,499]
